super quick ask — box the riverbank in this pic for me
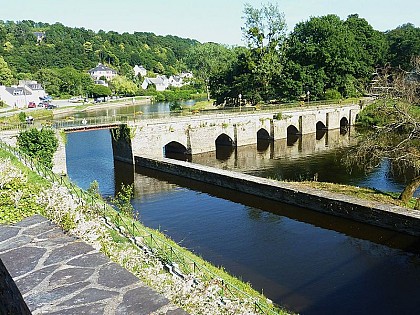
[0,146,286,315]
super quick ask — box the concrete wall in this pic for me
[135,156,420,237]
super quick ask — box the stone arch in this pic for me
[164,141,191,161]
[316,121,327,130]
[215,133,235,161]
[215,133,235,147]
[257,128,271,140]
[340,117,349,135]
[315,121,327,141]
[287,125,300,135]
[340,117,349,128]
[257,128,273,152]
[287,125,300,146]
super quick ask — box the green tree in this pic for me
[0,56,14,85]
[109,75,137,96]
[91,84,111,98]
[241,2,287,101]
[17,128,58,169]
[386,24,420,70]
[283,14,378,99]
[187,42,235,100]
[33,68,62,96]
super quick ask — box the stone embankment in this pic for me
[135,156,420,237]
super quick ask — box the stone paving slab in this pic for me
[0,215,189,315]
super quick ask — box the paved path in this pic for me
[0,215,188,315]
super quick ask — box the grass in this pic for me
[293,180,418,209]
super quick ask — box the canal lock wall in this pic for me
[135,156,420,237]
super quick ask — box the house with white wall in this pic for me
[133,65,147,77]
[88,63,117,81]
[0,81,47,108]
[141,75,170,91]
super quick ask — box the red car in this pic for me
[28,102,36,108]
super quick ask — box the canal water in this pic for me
[65,128,420,315]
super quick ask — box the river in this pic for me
[65,116,420,314]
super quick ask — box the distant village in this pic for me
[0,61,193,108]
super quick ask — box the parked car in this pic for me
[28,101,36,108]
[46,104,57,110]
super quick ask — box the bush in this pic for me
[324,89,342,100]
[17,128,58,169]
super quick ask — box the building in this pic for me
[133,65,147,77]
[33,32,46,43]
[0,81,47,108]
[141,76,170,91]
[88,63,118,81]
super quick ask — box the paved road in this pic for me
[0,215,188,315]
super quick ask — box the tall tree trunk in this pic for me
[399,175,420,205]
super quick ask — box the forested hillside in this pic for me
[0,20,197,75]
[0,10,419,103]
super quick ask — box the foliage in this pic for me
[87,180,101,199]
[17,128,58,169]
[18,111,26,122]
[91,84,111,97]
[0,55,14,85]
[240,2,287,102]
[186,43,235,100]
[169,101,182,111]
[109,183,136,219]
[109,75,138,96]
[111,124,132,142]
[386,23,420,70]
[348,99,420,204]
[324,88,342,100]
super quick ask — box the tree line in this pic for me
[0,5,419,103]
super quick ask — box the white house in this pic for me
[168,75,184,88]
[0,81,47,108]
[133,65,147,77]
[88,63,118,81]
[141,75,170,91]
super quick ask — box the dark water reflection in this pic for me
[65,128,420,315]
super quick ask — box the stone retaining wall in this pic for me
[135,156,420,236]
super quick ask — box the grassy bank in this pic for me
[0,145,288,315]
[293,181,418,209]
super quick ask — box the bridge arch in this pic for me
[257,128,271,140]
[215,133,235,147]
[316,121,327,130]
[315,121,327,140]
[340,117,349,135]
[287,125,301,146]
[164,141,191,161]
[340,117,349,129]
[257,128,272,152]
[215,133,235,161]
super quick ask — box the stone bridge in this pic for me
[0,104,361,170]
[116,104,361,163]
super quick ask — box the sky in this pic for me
[0,0,419,45]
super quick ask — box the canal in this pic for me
[65,127,420,315]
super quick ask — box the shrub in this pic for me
[17,128,58,169]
